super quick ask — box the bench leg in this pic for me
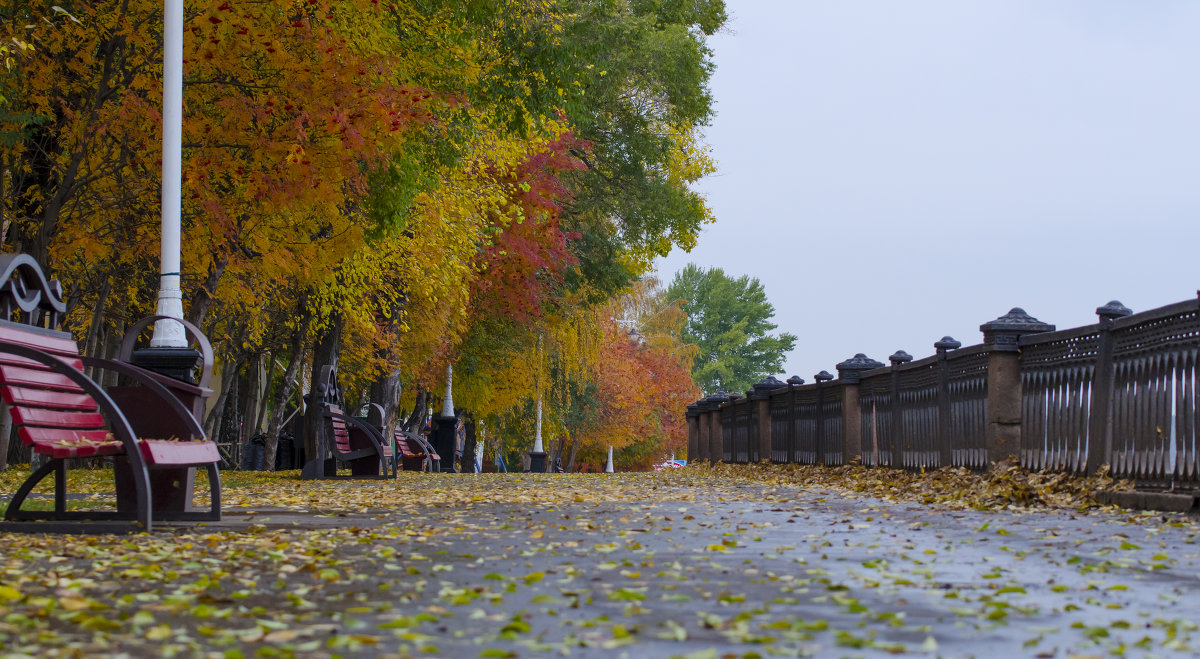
[55,459,66,515]
[4,460,56,521]
[204,463,221,521]
[111,456,154,531]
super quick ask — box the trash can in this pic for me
[240,433,266,471]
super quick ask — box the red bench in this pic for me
[0,254,220,533]
[299,366,394,479]
[396,428,440,472]
[361,403,440,472]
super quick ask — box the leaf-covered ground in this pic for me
[0,464,1195,658]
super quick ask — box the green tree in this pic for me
[557,0,726,298]
[665,263,797,395]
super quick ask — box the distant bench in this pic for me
[300,366,394,479]
[361,403,440,472]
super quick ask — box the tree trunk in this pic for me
[402,387,427,433]
[101,292,127,387]
[370,369,404,434]
[83,275,110,380]
[239,353,263,463]
[204,326,247,438]
[566,439,580,472]
[263,319,309,471]
[204,353,240,441]
[256,353,276,435]
[186,254,228,330]
[303,315,342,460]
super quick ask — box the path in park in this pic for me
[2,471,1200,658]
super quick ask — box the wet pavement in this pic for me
[3,473,1200,658]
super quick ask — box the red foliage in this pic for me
[470,132,590,324]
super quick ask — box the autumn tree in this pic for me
[0,0,728,472]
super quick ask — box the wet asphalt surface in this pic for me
[206,484,1200,658]
[5,477,1200,658]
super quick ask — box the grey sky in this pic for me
[655,0,1200,383]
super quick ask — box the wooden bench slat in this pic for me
[0,327,83,357]
[20,427,121,458]
[2,386,98,411]
[11,407,106,430]
[0,352,84,372]
[333,428,351,452]
[140,439,220,466]
[0,364,86,393]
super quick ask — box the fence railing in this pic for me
[686,295,1200,492]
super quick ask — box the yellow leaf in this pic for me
[58,596,92,611]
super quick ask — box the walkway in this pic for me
[1,470,1197,657]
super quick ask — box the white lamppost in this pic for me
[442,363,454,416]
[533,393,543,454]
[149,0,187,349]
[528,334,548,472]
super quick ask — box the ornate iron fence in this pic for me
[687,295,1200,493]
[1107,300,1200,489]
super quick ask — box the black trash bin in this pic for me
[275,430,296,470]
[241,433,266,471]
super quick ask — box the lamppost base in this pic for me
[131,347,201,384]
[527,451,548,473]
[432,415,461,473]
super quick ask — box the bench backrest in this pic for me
[0,255,114,458]
[328,404,352,454]
[0,326,116,457]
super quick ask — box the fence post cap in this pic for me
[752,375,788,399]
[786,375,806,386]
[686,403,700,418]
[980,308,1054,350]
[836,353,884,384]
[814,370,835,383]
[889,350,913,365]
[934,336,962,353]
[1096,300,1132,321]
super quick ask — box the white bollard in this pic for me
[605,446,614,473]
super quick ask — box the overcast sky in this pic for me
[654,0,1200,383]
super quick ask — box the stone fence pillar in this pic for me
[708,393,730,464]
[980,308,1054,464]
[752,376,787,463]
[686,403,700,462]
[836,354,884,464]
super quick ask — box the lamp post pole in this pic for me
[151,0,186,350]
[135,0,202,384]
[528,334,548,472]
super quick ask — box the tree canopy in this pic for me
[0,0,723,469]
[665,264,797,395]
